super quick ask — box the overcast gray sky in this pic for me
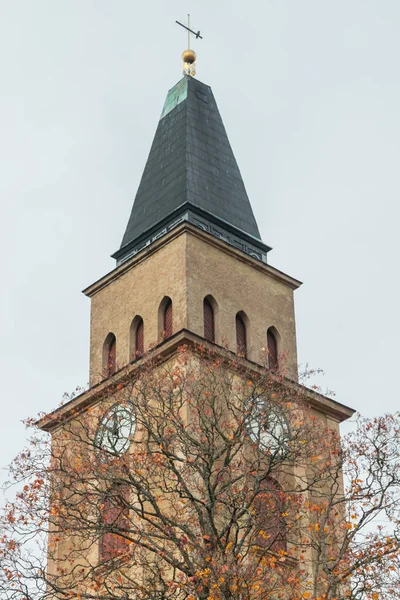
[1,0,399,476]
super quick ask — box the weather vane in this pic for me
[176,15,203,77]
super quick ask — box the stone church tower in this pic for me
[84,74,301,383]
[39,69,354,598]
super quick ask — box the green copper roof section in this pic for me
[160,78,188,120]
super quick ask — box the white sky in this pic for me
[1,1,399,478]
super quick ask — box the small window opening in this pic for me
[135,318,144,357]
[203,298,215,342]
[267,328,278,370]
[99,484,130,562]
[103,333,117,377]
[236,314,247,357]
[163,299,173,338]
[253,478,287,553]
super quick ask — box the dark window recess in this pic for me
[164,300,173,338]
[236,315,247,357]
[267,330,278,370]
[108,336,117,376]
[203,299,215,342]
[135,319,144,357]
[99,485,130,562]
[253,478,287,553]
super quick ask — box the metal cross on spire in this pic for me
[176,15,203,77]
[176,15,203,47]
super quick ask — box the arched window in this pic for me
[253,478,286,553]
[130,316,144,360]
[108,337,116,375]
[99,484,130,562]
[158,297,173,340]
[103,333,117,377]
[135,318,144,357]
[203,298,215,342]
[267,328,278,370]
[236,313,247,357]
[163,298,173,338]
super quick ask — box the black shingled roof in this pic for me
[117,76,262,257]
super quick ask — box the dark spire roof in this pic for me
[113,76,271,265]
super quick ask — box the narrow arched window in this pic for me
[163,298,173,338]
[267,328,278,370]
[108,336,116,375]
[135,318,144,357]
[236,314,247,357]
[99,484,130,562]
[103,333,117,377]
[253,478,287,553]
[204,298,215,342]
[129,316,144,360]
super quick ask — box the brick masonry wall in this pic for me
[88,229,299,385]
[89,235,188,385]
[186,233,299,379]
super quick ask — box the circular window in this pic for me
[95,403,136,456]
[247,397,290,455]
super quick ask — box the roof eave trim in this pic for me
[112,201,271,261]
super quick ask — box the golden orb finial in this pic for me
[182,48,197,77]
[182,49,196,65]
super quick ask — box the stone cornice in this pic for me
[37,330,354,434]
[82,223,302,298]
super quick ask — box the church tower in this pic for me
[84,73,301,385]
[38,58,354,599]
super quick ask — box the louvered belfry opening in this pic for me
[107,335,117,376]
[267,329,278,370]
[203,298,215,342]
[163,299,173,338]
[253,478,287,553]
[135,318,144,357]
[99,484,130,562]
[236,314,247,357]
